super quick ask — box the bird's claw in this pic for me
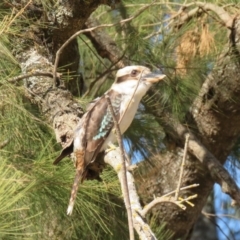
[106,143,117,153]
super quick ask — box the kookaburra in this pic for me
[54,65,165,215]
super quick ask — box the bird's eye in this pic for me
[131,70,138,76]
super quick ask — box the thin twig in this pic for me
[141,184,199,217]
[141,188,198,217]
[202,211,240,220]
[106,96,134,240]
[53,1,156,86]
[82,60,121,98]
[162,183,199,198]
[8,71,54,83]
[175,133,190,201]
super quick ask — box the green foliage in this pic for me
[0,83,126,239]
[150,218,174,240]
[0,6,128,240]
[0,158,36,239]
[0,87,127,239]
[77,0,234,159]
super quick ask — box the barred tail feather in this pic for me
[67,168,83,215]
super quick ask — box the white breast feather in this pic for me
[100,80,150,150]
[77,77,152,152]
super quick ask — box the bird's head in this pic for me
[111,66,165,96]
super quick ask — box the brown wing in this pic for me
[53,97,106,165]
[83,90,122,167]
[53,90,121,167]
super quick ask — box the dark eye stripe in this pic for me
[116,74,139,83]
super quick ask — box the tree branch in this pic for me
[159,112,240,204]
[17,48,83,149]
[106,96,134,240]
[104,148,158,240]
[105,147,199,239]
[195,2,233,28]
[53,1,156,86]
[141,193,198,217]
[84,17,127,69]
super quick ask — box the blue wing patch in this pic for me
[92,96,121,140]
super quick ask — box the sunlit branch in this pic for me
[104,148,158,240]
[175,134,190,201]
[105,145,199,239]
[141,193,198,217]
[106,96,134,240]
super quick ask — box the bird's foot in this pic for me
[105,143,117,153]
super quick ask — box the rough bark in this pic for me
[19,48,83,149]
[135,146,209,239]
[85,17,127,69]
[12,0,118,148]
[47,0,117,94]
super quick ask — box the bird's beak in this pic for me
[144,72,166,83]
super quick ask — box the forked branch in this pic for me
[105,147,199,240]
